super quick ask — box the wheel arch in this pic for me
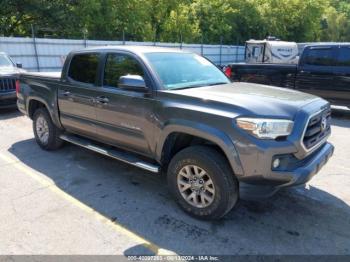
[156,121,243,177]
[27,97,62,129]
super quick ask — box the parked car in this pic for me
[0,52,24,109]
[228,43,350,108]
[17,46,334,220]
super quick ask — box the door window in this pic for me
[68,53,99,84]
[252,46,262,58]
[103,53,145,88]
[303,48,336,66]
[337,47,350,66]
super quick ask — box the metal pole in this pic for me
[31,24,40,72]
[201,34,203,56]
[122,29,125,45]
[83,29,87,48]
[235,46,238,62]
[219,35,223,66]
[180,33,182,49]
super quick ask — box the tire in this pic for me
[33,107,63,150]
[167,145,238,220]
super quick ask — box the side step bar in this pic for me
[59,134,160,173]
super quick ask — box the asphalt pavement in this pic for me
[0,108,349,255]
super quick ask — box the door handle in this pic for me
[63,90,71,96]
[96,96,109,104]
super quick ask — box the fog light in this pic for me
[273,158,280,169]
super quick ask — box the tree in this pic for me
[256,0,327,42]
[321,6,350,41]
[189,0,234,44]
[161,2,200,43]
[321,1,350,41]
[224,0,266,44]
[0,0,79,37]
[70,0,152,41]
[1,0,349,43]
[143,0,181,42]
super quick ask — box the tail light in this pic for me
[224,66,232,78]
[15,80,20,94]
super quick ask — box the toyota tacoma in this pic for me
[17,46,334,219]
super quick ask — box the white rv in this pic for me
[245,38,299,64]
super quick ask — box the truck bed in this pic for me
[229,63,297,88]
[18,70,64,130]
[21,71,62,81]
[229,62,297,69]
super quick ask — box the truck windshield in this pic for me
[0,54,14,67]
[144,52,230,90]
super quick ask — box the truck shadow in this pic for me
[331,108,350,128]
[7,139,350,255]
[0,108,21,120]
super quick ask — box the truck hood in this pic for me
[160,82,322,119]
[0,66,25,76]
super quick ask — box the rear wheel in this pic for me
[167,145,238,220]
[33,108,63,150]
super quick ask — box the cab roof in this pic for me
[72,45,190,55]
[305,43,350,47]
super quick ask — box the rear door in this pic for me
[332,46,350,106]
[94,52,155,156]
[58,52,101,138]
[296,46,337,100]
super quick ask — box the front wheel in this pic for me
[167,146,238,220]
[33,108,63,150]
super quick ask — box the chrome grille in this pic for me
[0,77,16,92]
[303,108,331,150]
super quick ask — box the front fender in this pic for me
[156,119,244,176]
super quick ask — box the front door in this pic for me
[58,52,101,138]
[94,52,155,156]
[296,46,336,100]
[332,46,350,107]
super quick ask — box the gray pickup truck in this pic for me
[17,46,334,220]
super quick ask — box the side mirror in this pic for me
[16,63,22,68]
[118,75,148,91]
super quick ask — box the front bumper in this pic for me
[0,91,17,109]
[239,142,334,199]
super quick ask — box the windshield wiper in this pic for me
[171,82,229,90]
[172,84,205,90]
[206,82,229,86]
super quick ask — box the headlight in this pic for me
[236,118,294,139]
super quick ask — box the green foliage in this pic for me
[321,1,350,41]
[256,0,328,41]
[0,0,78,37]
[1,0,349,43]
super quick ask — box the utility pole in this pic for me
[31,24,40,72]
